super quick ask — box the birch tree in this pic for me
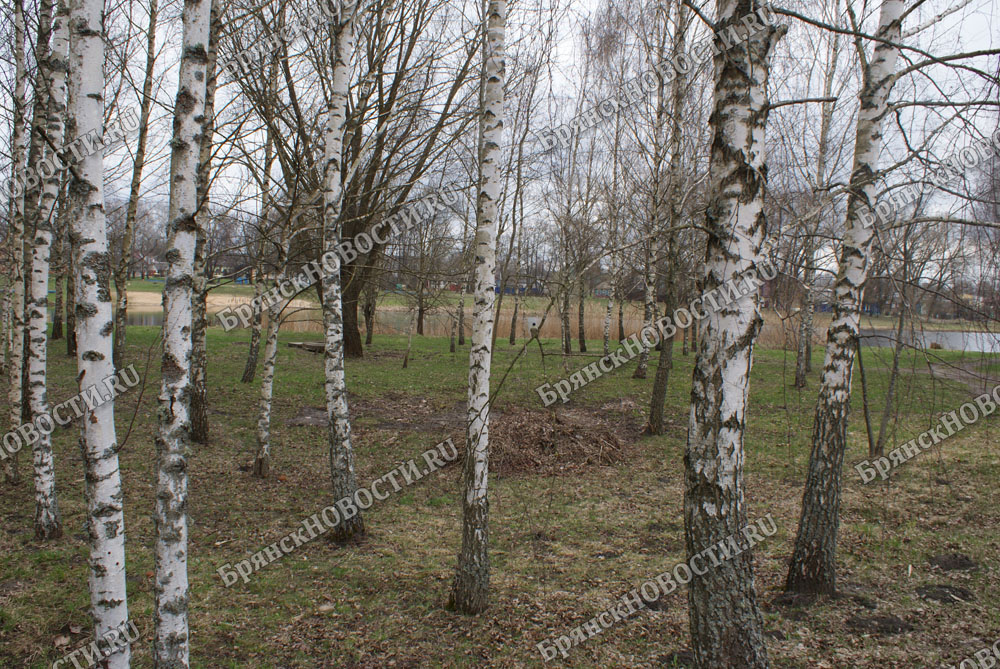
[154,0,212,661]
[321,0,365,543]
[114,0,159,371]
[785,0,906,595]
[27,0,68,540]
[684,2,783,665]
[449,0,504,616]
[67,0,130,659]
[4,0,28,485]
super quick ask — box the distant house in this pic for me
[593,281,613,298]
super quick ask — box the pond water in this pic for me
[860,329,1000,353]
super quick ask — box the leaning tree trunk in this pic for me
[114,0,158,371]
[241,276,264,383]
[28,0,66,540]
[321,1,365,543]
[153,0,212,662]
[449,0,504,616]
[67,0,131,661]
[684,2,783,666]
[786,0,904,596]
[508,291,519,345]
[3,0,29,485]
[253,305,281,478]
[577,279,586,352]
[190,8,218,446]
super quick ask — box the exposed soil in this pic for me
[916,584,975,604]
[928,553,980,572]
[846,614,915,635]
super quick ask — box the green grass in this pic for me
[0,326,997,667]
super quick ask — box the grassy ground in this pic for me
[1,326,998,667]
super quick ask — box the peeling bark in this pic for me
[684,2,783,665]
[450,0,505,616]
[786,0,905,596]
[321,0,365,543]
[67,0,130,660]
[153,0,213,661]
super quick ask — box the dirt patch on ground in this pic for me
[846,614,915,635]
[928,552,980,572]
[916,584,974,603]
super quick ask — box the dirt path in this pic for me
[926,359,1000,394]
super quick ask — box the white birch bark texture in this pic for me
[449,0,505,616]
[786,0,905,595]
[154,0,211,661]
[28,0,68,540]
[683,2,783,666]
[5,0,29,485]
[321,0,365,543]
[253,305,281,478]
[66,0,130,661]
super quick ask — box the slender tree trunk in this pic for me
[416,290,425,336]
[633,243,654,379]
[450,0,504,615]
[684,3,783,666]
[241,276,264,383]
[3,0,29,485]
[402,307,416,369]
[67,0,131,660]
[450,313,457,353]
[508,291,519,345]
[0,286,9,372]
[190,7,218,446]
[875,288,907,456]
[577,280,586,352]
[253,307,281,478]
[114,0,158,371]
[648,0,686,435]
[617,299,625,341]
[457,283,466,345]
[321,1,365,543]
[794,248,816,389]
[560,285,571,354]
[786,0,905,596]
[51,221,64,340]
[602,296,612,356]
[363,283,376,346]
[65,227,76,357]
[153,0,212,661]
[682,323,689,355]
[28,0,66,540]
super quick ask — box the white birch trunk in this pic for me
[449,0,504,616]
[4,0,28,485]
[28,0,68,540]
[253,306,281,478]
[786,0,905,595]
[321,0,365,543]
[632,242,655,378]
[153,0,211,661]
[67,0,130,660]
[684,2,783,665]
